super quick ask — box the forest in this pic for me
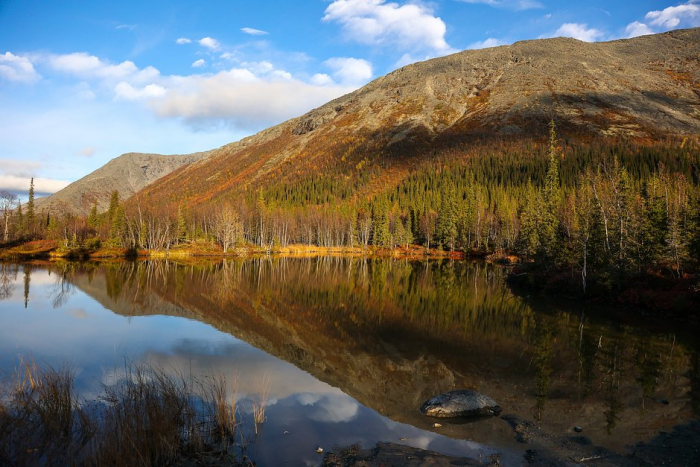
[2,124,699,302]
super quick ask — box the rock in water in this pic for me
[420,390,501,418]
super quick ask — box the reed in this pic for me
[251,374,270,435]
[0,359,258,466]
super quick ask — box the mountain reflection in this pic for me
[14,258,700,454]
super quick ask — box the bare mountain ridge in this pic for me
[138,28,700,209]
[37,150,211,215]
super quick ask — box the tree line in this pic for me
[2,125,699,293]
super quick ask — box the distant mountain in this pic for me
[36,151,211,215]
[136,28,700,210]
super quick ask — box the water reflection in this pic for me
[0,257,697,463]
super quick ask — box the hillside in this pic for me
[36,151,211,215]
[137,28,700,209]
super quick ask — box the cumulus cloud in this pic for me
[0,52,41,83]
[114,82,167,101]
[645,1,700,29]
[192,59,206,68]
[625,21,655,38]
[241,27,269,36]
[150,69,354,130]
[0,175,69,194]
[467,37,506,49]
[176,37,192,45]
[310,73,335,86]
[624,1,700,38]
[323,57,372,86]
[46,52,162,94]
[48,52,136,80]
[323,0,453,54]
[458,0,543,10]
[199,37,220,50]
[552,23,605,42]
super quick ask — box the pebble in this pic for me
[433,423,442,428]
[316,447,323,454]
[574,426,583,433]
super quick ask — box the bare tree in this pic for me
[215,204,243,252]
[1,190,18,243]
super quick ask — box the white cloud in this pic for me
[458,0,543,10]
[176,37,192,45]
[48,52,138,80]
[271,69,293,80]
[323,0,453,54]
[0,52,41,83]
[552,23,605,42]
[625,21,655,38]
[0,160,41,178]
[323,57,372,86]
[199,37,220,50]
[624,1,700,39]
[46,53,162,93]
[0,175,69,194]
[150,69,355,130]
[467,37,506,49]
[310,73,334,86]
[240,61,274,74]
[307,393,359,423]
[241,27,269,36]
[192,59,206,68]
[645,2,700,29]
[114,82,167,101]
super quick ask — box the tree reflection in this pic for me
[42,257,696,445]
[0,263,18,300]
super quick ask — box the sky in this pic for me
[1,0,699,197]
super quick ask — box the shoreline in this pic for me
[2,239,697,321]
[0,239,468,261]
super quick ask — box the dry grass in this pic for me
[0,358,95,466]
[251,374,270,435]
[0,359,254,466]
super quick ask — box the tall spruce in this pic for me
[538,120,562,265]
[437,181,458,251]
[27,178,35,236]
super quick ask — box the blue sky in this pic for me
[1,0,699,196]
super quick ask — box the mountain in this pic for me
[36,151,211,215]
[136,28,700,210]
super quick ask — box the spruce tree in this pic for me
[538,120,562,265]
[519,179,540,260]
[177,204,187,244]
[27,178,35,236]
[372,198,390,247]
[436,182,458,251]
[88,203,99,229]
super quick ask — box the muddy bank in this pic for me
[324,418,700,466]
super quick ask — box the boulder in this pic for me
[420,390,501,418]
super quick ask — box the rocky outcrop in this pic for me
[420,390,502,418]
[36,150,212,215]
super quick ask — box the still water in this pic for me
[0,258,697,465]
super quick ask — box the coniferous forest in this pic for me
[2,124,699,311]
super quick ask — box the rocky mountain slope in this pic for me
[37,151,211,215]
[137,28,700,210]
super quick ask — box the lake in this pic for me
[0,258,697,465]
